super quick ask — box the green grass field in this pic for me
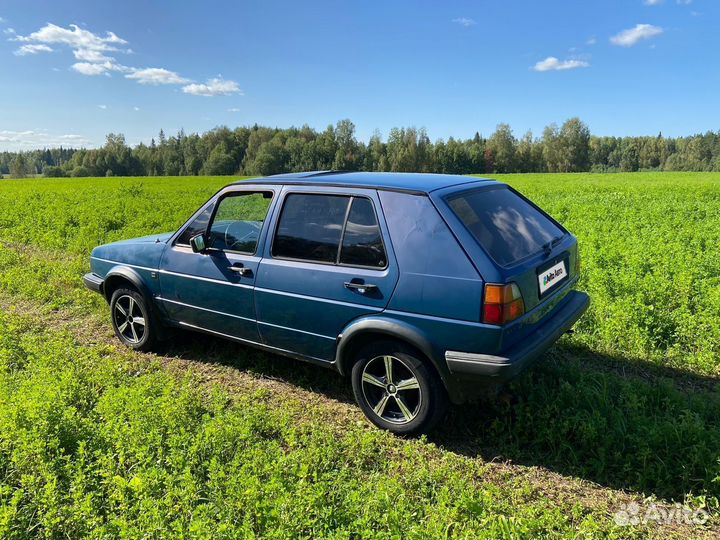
[0,172,718,538]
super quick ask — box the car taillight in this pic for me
[483,283,525,325]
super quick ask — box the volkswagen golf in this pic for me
[84,171,590,434]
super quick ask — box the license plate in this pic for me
[538,260,567,295]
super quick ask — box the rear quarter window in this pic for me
[447,187,565,267]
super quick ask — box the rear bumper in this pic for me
[83,272,104,294]
[445,290,590,382]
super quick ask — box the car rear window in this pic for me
[447,187,565,266]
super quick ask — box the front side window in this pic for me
[272,193,387,268]
[206,191,273,253]
[176,202,215,246]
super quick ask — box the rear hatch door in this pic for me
[432,182,579,315]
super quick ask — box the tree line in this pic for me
[3,118,720,178]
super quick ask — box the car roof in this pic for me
[231,171,497,194]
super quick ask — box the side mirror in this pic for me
[190,234,207,253]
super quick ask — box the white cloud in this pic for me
[125,67,189,85]
[13,22,242,97]
[71,61,121,76]
[4,28,15,35]
[227,107,241,112]
[97,104,107,109]
[610,24,663,47]
[133,106,140,111]
[182,78,242,96]
[644,0,662,5]
[16,23,126,52]
[73,48,111,63]
[16,23,131,77]
[451,17,476,27]
[586,36,597,45]
[0,129,91,150]
[533,56,590,72]
[14,44,53,56]
[677,0,692,4]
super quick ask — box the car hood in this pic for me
[90,232,174,275]
[107,231,174,246]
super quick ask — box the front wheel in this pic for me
[110,288,160,352]
[351,341,448,435]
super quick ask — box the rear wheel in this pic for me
[351,340,448,435]
[110,288,160,352]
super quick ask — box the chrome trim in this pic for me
[157,297,336,341]
[257,319,336,341]
[254,286,385,311]
[174,320,334,367]
[383,309,492,328]
[158,268,254,289]
[155,297,255,323]
[91,256,156,273]
[91,257,255,290]
[93,258,389,305]
[445,350,510,366]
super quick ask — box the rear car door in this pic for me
[255,186,398,361]
[433,183,580,340]
[158,188,276,342]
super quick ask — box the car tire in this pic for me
[351,340,448,435]
[109,288,160,352]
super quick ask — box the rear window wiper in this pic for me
[542,235,564,256]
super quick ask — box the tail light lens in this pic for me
[483,283,525,325]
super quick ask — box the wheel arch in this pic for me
[335,316,453,391]
[103,266,168,340]
[103,266,153,303]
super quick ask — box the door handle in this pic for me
[344,281,378,294]
[228,264,253,276]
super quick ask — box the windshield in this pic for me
[447,187,565,266]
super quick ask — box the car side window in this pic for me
[206,191,273,254]
[176,202,215,246]
[339,197,386,268]
[272,194,350,263]
[272,193,387,268]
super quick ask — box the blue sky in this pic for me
[0,0,717,150]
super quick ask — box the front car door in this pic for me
[158,187,276,342]
[254,186,399,361]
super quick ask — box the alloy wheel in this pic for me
[361,354,422,424]
[113,294,146,344]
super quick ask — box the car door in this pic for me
[158,187,276,342]
[254,186,398,361]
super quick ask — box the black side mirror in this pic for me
[190,234,207,253]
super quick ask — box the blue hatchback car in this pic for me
[84,171,589,434]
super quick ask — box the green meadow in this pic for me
[0,172,718,538]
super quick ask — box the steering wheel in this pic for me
[225,221,260,252]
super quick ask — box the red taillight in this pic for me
[482,303,503,324]
[483,283,525,325]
